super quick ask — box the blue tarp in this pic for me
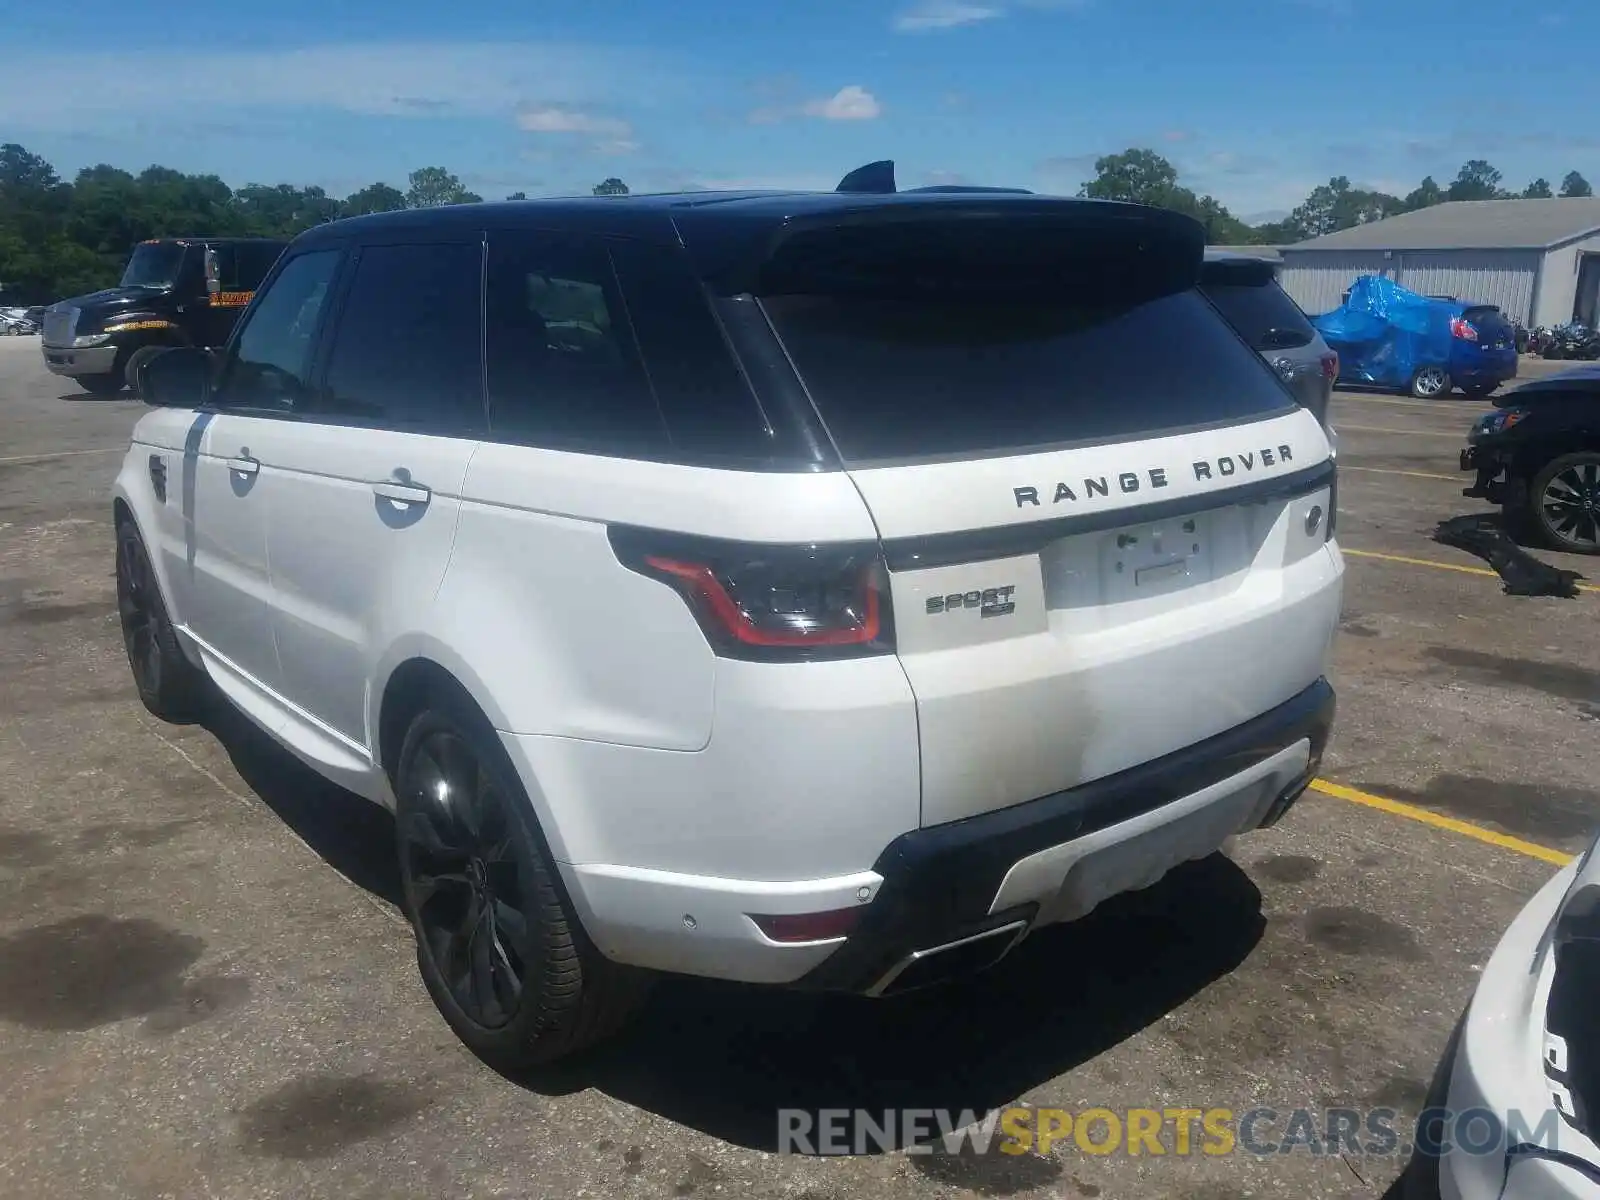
[1311,275,1456,388]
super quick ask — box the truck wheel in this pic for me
[115,518,208,722]
[124,345,171,396]
[79,373,125,395]
[1409,366,1450,399]
[1528,451,1600,555]
[393,689,652,1069]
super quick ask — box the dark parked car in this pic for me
[1461,364,1600,554]
[41,237,286,394]
[1199,251,1338,441]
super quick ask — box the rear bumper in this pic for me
[557,678,1334,992]
[798,677,1335,994]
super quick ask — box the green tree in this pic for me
[1079,149,1180,206]
[1446,160,1504,202]
[592,177,630,197]
[1404,176,1445,211]
[505,191,528,201]
[342,182,407,217]
[1286,177,1404,240]
[1560,171,1594,198]
[1523,178,1554,199]
[406,167,482,208]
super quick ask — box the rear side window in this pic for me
[485,232,668,454]
[316,241,485,436]
[214,249,341,412]
[762,289,1295,463]
[607,237,772,462]
[1199,279,1316,351]
[232,243,285,290]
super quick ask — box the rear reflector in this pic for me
[750,908,863,943]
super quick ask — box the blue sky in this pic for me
[4,0,1597,221]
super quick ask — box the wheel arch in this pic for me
[1512,432,1600,479]
[371,643,570,857]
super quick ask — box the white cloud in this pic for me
[801,86,882,121]
[894,1,1003,30]
[516,106,632,138]
[0,41,660,130]
[749,85,882,124]
[893,0,1085,30]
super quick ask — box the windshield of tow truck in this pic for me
[120,242,187,289]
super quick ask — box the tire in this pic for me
[1409,366,1450,399]
[115,519,208,721]
[124,345,171,396]
[79,372,125,395]
[1527,451,1600,556]
[393,690,652,1069]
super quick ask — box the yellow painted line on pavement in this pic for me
[1335,394,1493,411]
[1337,424,1469,439]
[1341,546,1597,593]
[1338,464,1460,482]
[0,446,122,466]
[1310,779,1574,866]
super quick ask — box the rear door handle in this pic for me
[373,480,431,506]
[226,455,260,476]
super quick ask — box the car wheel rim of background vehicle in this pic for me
[115,528,160,695]
[1414,368,1448,397]
[1541,461,1600,550]
[400,730,530,1030]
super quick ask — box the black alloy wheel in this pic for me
[115,520,205,720]
[399,727,530,1030]
[1532,453,1600,555]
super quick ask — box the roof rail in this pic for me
[833,160,1032,195]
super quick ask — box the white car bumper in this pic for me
[1440,859,1600,1199]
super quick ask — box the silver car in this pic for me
[1200,250,1339,447]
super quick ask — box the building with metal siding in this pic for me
[1276,198,1600,326]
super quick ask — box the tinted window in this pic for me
[316,241,485,435]
[485,233,667,454]
[607,238,770,461]
[214,249,341,411]
[762,289,1295,462]
[1200,280,1316,351]
[212,242,284,291]
[1463,306,1512,340]
[121,242,187,289]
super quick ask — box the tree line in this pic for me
[0,143,632,304]
[1079,149,1594,245]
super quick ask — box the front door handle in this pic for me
[226,455,260,476]
[373,480,431,506]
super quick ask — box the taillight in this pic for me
[608,527,895,661]
[1320,351,1339,380]
[1450,317,1478,342]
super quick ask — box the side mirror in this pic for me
[203,247,221,297]
[139,346,212,408]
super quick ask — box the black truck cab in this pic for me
[40,237,285,394]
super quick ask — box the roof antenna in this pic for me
[836,160,896,194]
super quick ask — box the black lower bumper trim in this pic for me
[797,678,1336,994]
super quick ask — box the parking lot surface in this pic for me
[2,337,1596,1199]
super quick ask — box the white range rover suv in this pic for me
[113,186,1344,1067]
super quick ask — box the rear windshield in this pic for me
[1199,279,1316,352]
[761,289,1295,463]
[1463,306,1512,339]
